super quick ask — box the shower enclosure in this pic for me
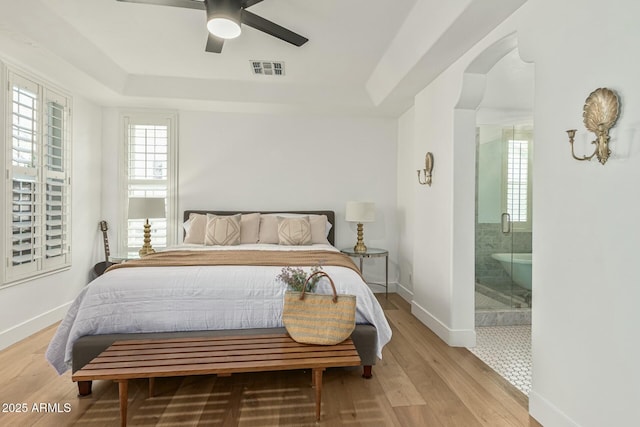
[475,125,532,324]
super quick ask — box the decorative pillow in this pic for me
[183,213,207,244]
[240,213,261,244]
[184,212,260,244]
[277,216,312,245]
[259,214,331,245]
[258,215,279,244]
[309,215,330,245]
[205,214,241,246]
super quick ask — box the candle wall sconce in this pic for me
[417,152,434,186]
[566,87,620,165]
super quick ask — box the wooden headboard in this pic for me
[184,210,336,246]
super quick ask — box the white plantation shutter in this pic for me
[5,70,71,283]
[9,75,41,277]
[506,140,528,222]
[43,91,70,269]
[504,137,532,230]
[11,172,39,271]
[122,115,177,255]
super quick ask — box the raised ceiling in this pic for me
[0,0,528,116]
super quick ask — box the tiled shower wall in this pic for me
[475,223,532,290]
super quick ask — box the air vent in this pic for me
[250,61,285,76]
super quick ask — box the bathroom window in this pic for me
[504,138,532,230]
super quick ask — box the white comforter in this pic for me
[46,244,392,374]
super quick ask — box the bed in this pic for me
[45,210,392,396]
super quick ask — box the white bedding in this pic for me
[46,244,392,374]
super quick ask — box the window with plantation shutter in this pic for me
[5,70,71,283]
[506,139,528,222]
[503,137,532,231]
[121,114,177,256]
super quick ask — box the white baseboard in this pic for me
[410,300,476,347]
[395,282,414,302]
[0,302,70,351]
[529,390,581,427]
[367,281,398,295]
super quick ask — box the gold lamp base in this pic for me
[353,223,367,253]
[138,219,156,257]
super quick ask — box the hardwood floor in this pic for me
[0,294,542,426]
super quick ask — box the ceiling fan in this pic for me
[117,0,309,53]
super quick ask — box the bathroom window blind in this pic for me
[5,70,71,284]
[506,139,529,223]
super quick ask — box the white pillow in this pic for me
[183,213,208,244]
[239,213,261,244]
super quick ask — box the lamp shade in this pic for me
[128,198,166,220]
[345,201,375,223]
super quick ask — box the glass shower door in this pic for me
[504,126,532,308]
[475,125,522,310]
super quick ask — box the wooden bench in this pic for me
[71,333,361,426]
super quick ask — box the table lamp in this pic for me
[128,197,166,256]
[345,201,375,253]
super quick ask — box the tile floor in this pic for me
[468,324,532,395]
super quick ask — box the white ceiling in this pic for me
[0,0,528,116]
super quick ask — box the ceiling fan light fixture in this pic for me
[207,17,241,39]
[205,0,242,40]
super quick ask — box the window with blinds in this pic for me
[123,115,177,256]
[6,71,71,283]
[506,139,531,228]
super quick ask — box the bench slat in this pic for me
[97,340,355,356]
[108,336,300,351]
[110,333,290,346]
[86,348,358,368]
[73,355,361,380]
[89,345,357,364]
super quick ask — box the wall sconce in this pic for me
[417,152,434,186]
[566,87,620,165]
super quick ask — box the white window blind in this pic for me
[122,114,177,256]
[5,70,71,283]
[506,139,529,224]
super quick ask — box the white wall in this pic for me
[398,0,640,425]
[0,91,103,350]
[101,110,400,288]
[396,108,415,301]
[407,64,476,344]
[522,0,640,425]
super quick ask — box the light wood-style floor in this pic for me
[0,294,542,426]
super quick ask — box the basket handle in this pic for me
[301,271,338,303]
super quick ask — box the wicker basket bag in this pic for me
[282,271,356,345]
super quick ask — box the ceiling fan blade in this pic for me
[241,10,308,47]
[116,0,205,10]
[205,33,224,53]
[241,0,264,8]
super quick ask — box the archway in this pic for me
[453,32,535,395]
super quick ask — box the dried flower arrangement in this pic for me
[276,265,323,292]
